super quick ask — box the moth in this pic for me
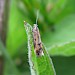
[32,24,44,56]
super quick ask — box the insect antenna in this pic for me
[36,10,39,25]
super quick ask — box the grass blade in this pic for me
[0,40,20,75]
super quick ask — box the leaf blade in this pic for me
[0,40,20,75]
[48,40,75,56]
[24,22,56,75]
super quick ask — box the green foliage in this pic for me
[52,56,75,75]
[48,40,75,56]
[1,0,75,75]
[24,22,56,75]
[6,0,27,57]
[42,14,75,56]
[0,40,20,75]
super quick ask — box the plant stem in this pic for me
[0,0,9,45]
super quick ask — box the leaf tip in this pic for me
[24,21,27,26]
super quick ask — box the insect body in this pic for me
[32,24,44,56]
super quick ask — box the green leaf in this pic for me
[6,0,27,57]
[48,40,75,56]
[24,22,56,75]
[55,0,75,22]
[49,0,75,22]
[42,14,75,56]
[0,40,20,75]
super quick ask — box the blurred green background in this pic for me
[0,0,75,75]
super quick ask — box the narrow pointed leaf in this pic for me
[24,22,56,75]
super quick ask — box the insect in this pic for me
[32,24,44,56]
